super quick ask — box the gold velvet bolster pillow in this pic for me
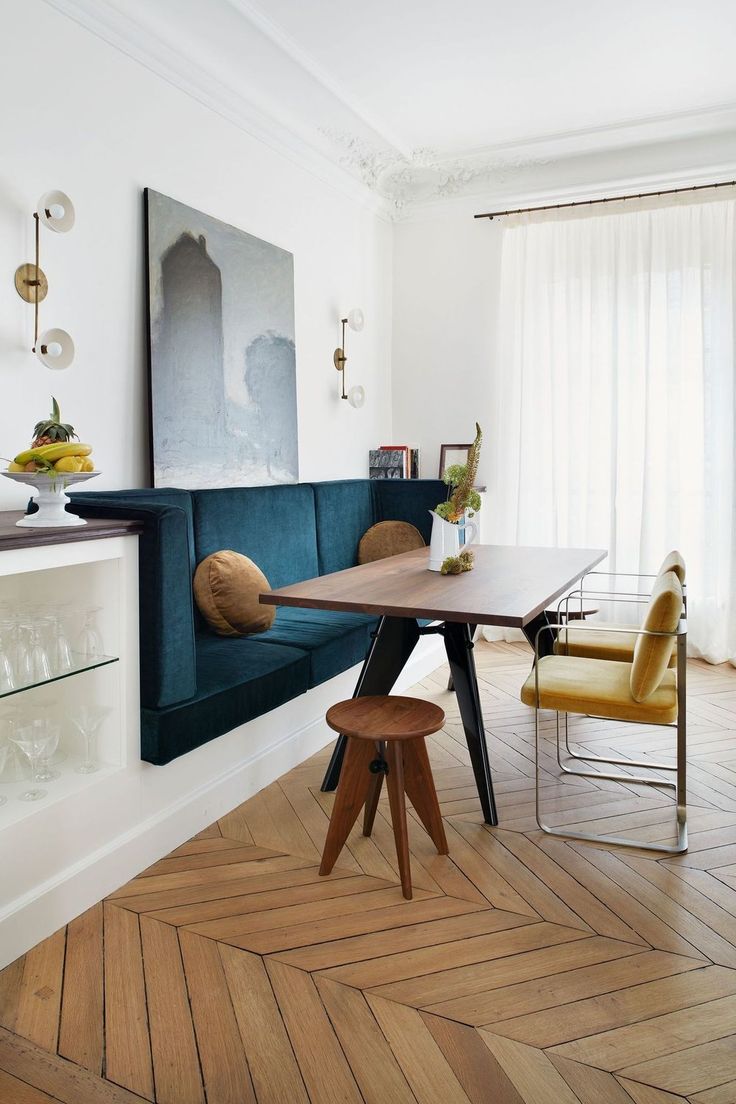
[630,570,683,702]
[657,549,686,585]
[358,521,425,564]
[193,550,275,637]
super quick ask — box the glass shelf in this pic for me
[0,653,119,700]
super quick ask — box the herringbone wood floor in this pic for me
[2,641,736,1104]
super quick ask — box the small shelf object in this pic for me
[1,470,100,528]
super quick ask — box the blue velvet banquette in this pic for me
[68,479,445,765]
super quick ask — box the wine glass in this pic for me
[71,704,110,774]
[24,623,52,684]
[0,709,31,782]
[10,718,60,801]
[74,608,104,660]
[44,611,74,676]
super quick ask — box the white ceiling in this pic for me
[46,0,736,212]
[238,0,736,155]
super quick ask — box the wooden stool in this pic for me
[319,695,448,899]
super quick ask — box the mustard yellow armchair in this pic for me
[521,570,687,854]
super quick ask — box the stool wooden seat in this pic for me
[319,696,448,899]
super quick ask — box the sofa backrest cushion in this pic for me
[373,479,448,544]
[311,479,377,575]
[193,484,319,590]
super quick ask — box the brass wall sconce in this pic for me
[14,190,75,369]
[333,307,366,408]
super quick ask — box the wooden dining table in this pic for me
[261,543,606,826]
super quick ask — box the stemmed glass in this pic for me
[44,611,74,676]
[9,718,60,801]
[75,608,104,660]
[0,710,30,782]
[71,704,110,774]
[25,623,52,683]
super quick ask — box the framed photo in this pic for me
[438,443,471,478]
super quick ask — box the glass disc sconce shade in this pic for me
[14,190,75,369]
[37,191,75,233]
[36,328,75,370]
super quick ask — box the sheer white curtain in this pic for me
[489,194,736,664]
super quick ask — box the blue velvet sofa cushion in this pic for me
[141,635,310,765]
[255,606,377,687]
[193,485,318,589]
[312,479,377,575]
[68,495,197,710]
[373,478,447,543]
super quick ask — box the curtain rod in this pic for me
[474,179,736,220]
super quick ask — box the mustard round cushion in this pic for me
[358,521,425,564]
[630,570,683,702]
[193,550,275,637]
[657,549,686,585]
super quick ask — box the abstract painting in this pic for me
[145,189,298,488]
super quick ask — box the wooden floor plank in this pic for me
[14,928,66,1054]
[266,960,363,1104]
[58,904,104,1076]
[178,930,255,1104]
[103,906,154,1102]
[0,1066,63,1103]
[420,1012,526,1104]
[0,1027,147,1104]
[316,976,418,1104]
[478,1031,582,1104]
[218,945,309,1104]
[366,994,472,1104]
[549,1055,636,1104]
[139,917,204,1104]
[550,993,736,1071]
[618,1036,736,1096]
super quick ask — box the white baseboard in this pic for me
[0,634,445,968]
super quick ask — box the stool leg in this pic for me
[363,743,385,837]
[385,742,412,900]
[403,737,449,856]
[320,737,375,877]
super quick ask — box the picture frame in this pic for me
[438,443,471,478]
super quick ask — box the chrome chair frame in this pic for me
[531,618,687,854]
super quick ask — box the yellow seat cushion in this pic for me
[554,623,676,667]
[631,571,683,702]
[520,655,678,725]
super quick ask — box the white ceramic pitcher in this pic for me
[428,510,478,571]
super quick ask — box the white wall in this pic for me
[391,212,503,485]
[0,1,392,511]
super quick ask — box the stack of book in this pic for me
[368,445,420,479]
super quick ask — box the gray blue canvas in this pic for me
[146,189,298,488]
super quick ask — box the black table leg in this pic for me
[447,623,476,691]
[320,615,421,791]
[443,621,498,826]
[522,611,558,656]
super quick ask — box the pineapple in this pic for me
[32,397,78,448]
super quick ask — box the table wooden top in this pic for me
[0,512,143,551]
[261,544,607,627]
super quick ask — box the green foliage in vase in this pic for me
[437,423,483,522]
[440,550,475,575]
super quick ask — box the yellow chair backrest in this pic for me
[657,550,686,585]
[630,571,683,702]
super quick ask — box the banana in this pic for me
[14,442,92,465]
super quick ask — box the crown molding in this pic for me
[40,0,736,219]
[41,0,394,220]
